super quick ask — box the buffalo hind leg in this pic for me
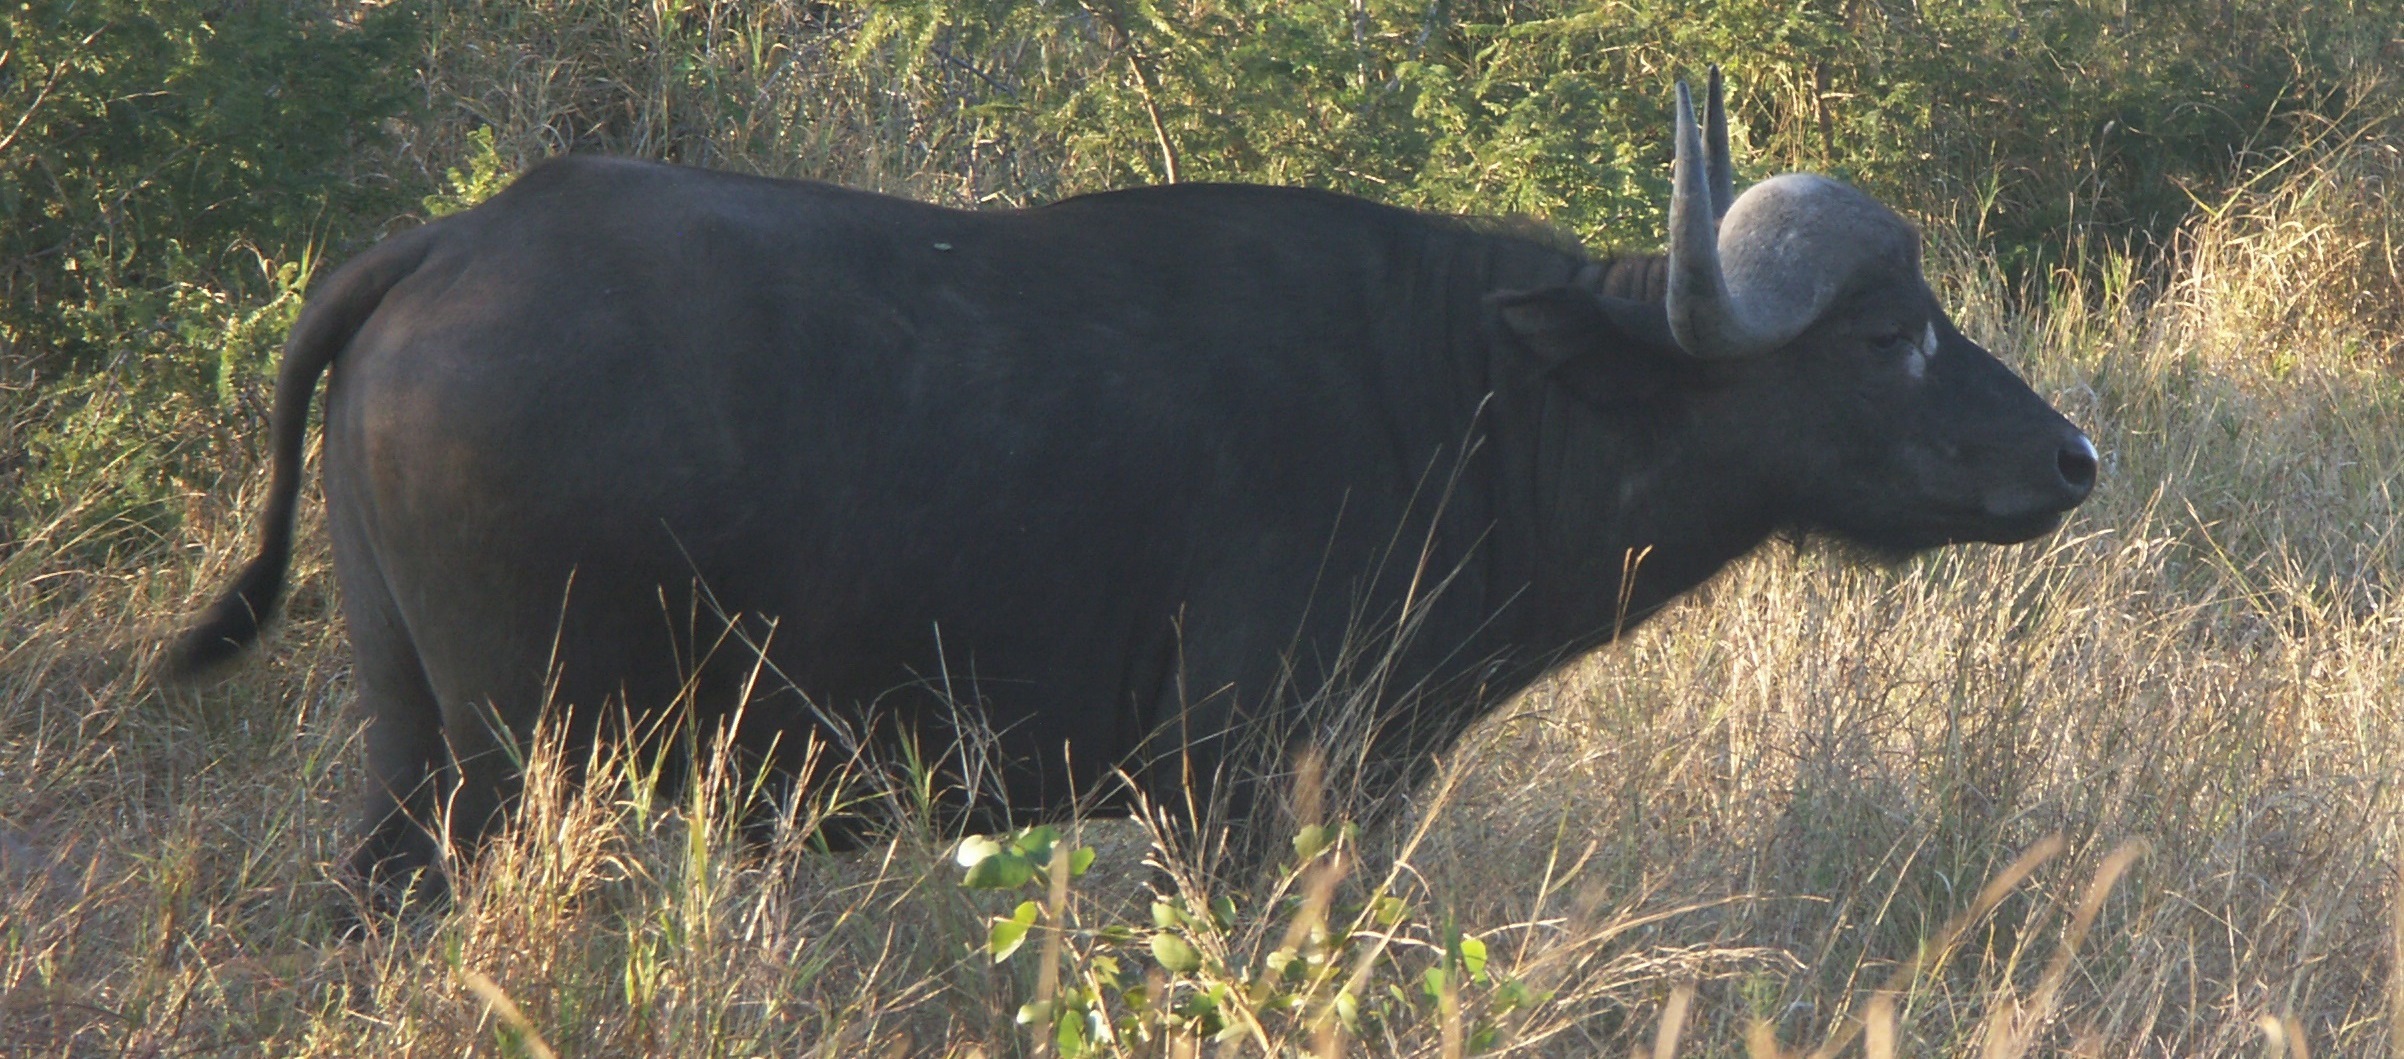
[335,556,452,928]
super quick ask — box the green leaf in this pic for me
[1011,825,1059,865]
[1175,989,1219,1020]
[1151,900,1185,929]
[988,900,1040,962]
[1209,895,1238,929]
[1067,845,1097,876]
[1372,894,1408,927]
[1422,965,1448,1003]
[1293,823,1330,861]
[1458,935,1489,983]
[965,851,1037,890]
[1056,1008,1090,1056]
[1151,932,1203,974]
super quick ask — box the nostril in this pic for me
[2057,434,2098,492]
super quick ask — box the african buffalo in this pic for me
[173,72,2094,906]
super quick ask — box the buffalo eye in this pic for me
[1874,322,1937,380]
[1871,326,1919,352]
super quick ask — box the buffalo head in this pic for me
[1512,69,2096,555]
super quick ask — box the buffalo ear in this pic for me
[1491,285,1691,410]
[1491,286,1681,368]
[1492,286,1610,370]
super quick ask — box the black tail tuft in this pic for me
[165,541,291,680]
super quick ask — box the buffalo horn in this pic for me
[1705,65,1734,219]
[1667,76,1902,360]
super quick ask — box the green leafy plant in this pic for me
[424,126,520,218]
[956,821,1555,1055]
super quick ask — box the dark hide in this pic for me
[171,156,2093,903]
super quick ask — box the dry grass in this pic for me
[7,9,2404,1055]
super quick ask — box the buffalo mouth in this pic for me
[1866,443,2095,549]
[1907,494,2085,547]
[1874,431,2097,549]
[1952,507,2073,546]
[1819,503,2075,558]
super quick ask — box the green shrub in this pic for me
[851,0,2400,265]
[0,0,423,559]
[957,821,1554,1055]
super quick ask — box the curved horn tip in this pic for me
[1670,80,1705,204]
[1703,66,1735,219]
[1667,73,1750,360]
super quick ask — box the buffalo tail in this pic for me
[166,228,436,679]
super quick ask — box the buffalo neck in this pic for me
[1460,249,1781,681]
